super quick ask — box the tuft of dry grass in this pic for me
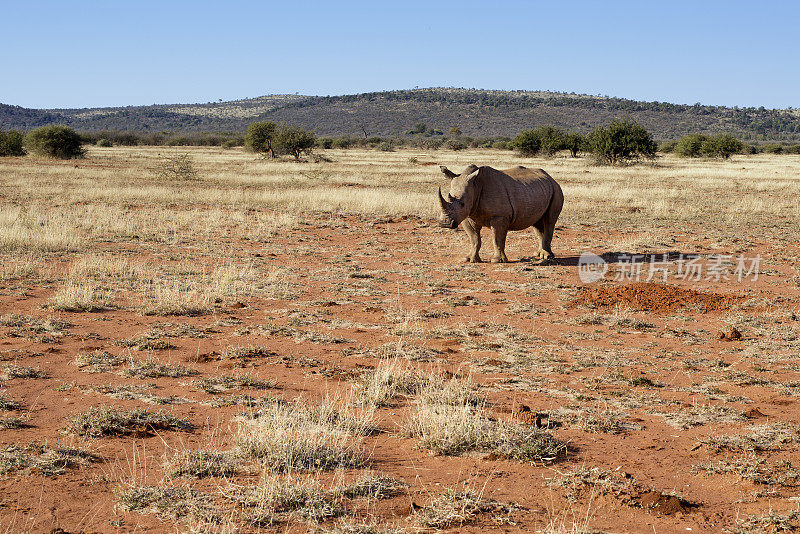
[67,407,192,437]
[48,280,111,312]
[235,399,368,472]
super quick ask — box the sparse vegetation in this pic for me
[67,407,192,437]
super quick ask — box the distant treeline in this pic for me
[77,128,800,155]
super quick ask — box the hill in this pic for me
[2,88,799,141]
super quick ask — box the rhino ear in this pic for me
[439,166,458,179]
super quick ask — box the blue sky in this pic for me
[3,0,798,109]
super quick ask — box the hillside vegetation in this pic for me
[2,88,799,141]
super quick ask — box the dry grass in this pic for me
[235,399,366,472]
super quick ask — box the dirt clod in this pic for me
[637,491,698,515]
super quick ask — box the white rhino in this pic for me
[437,164,563,263]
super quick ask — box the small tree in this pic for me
[587,120,657,165]
[511,130,542,156]
[674,133,708,157]
[24,125,85,159]
[0,129,26,157]
[276,124,316,161]
[245,121,278,158]
[701,134,743,159]
[449,126,462,136]
[512,126,567,157]
[564,133,585,158]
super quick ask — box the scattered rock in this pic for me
[744,408,766,419]
[718,326,742,341]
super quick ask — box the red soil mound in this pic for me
[637,491,698,515]
[574,283,744,313]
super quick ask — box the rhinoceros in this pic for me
[437,164,563,263]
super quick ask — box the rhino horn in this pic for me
[438,187,450,210]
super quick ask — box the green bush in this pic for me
[444,139,467,151]
[317,137,333,149]
[245,121,278,158]
[587,120,657,165]
[331,136,356,149]
[511,130,541,156]
[674,133,708,157]
[0,129,26,157]
[24,125,85,159]
[564,133,585,157]
[377,141,395,152]
[511,126,568,157]
[761,143,784,154]
[701,134,743,159]
[275,124,316,160]
[96,138,112,147]
[658,140,677,153]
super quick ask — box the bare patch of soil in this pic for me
[573,282,745,313]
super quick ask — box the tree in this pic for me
[512,126,567,157]
[449,126,462,136]
[276,124,316,160]
[587,120,657,165]
[0,129,25,157]
[245,121,278,158]
[674,133,708,157]
[564,133,585,158]
[535,126,567,156]
[24,125,85,159]
[511,130,541,156]
[701,134,743,159]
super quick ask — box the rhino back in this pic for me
[474,166,556,230]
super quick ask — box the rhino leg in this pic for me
[531,222,546,260]
[461,219,482,263]
[539,192,563,260]
[489,217,509,263]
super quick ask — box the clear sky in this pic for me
[3,0,798,109]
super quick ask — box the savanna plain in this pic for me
[1,146,800,533]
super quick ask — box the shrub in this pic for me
[24,125,85,159]
[674,133,708,157]
[511,130,541,156]
[444,139,467,151]
[245,121,278,158]
[586,120,657,165]
[377,141,395,152]
[96,138,112,147]
[0,129,25,157]
[317,137,333,149]
[761,143,784,154]
[701,134,743,159]
[658,140,677,153]
[331,136,356,149]
[152,154,198,181]
[511,126,567,157]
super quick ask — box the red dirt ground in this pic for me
[0,214,798,533]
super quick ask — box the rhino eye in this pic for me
[458,200,465,208]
